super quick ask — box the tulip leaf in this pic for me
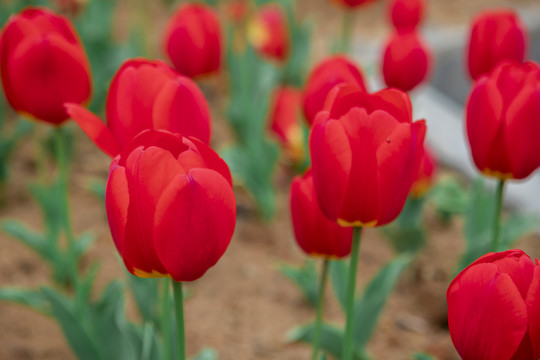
[413,353,438,360]
[192,348,218,360]
[430,176,469,222]
[329,259,348,311]
[1,220,54,261]
[41,287,102,360]
[353,254,412,348]
[74,232,96,258]
[0,287,49,314]
[127,272,160,324]
[279,260,318,306]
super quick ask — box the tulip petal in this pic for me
[309,112,351,222]
[152,77,211,144]
[105,164,129,258]
[154,168,236,281]
[184,137,233,185]
[526,262,540,359]
[447,263,528,360]
[65,103,120,157]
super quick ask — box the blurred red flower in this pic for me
[66,58,211,157]
[467,10,527,80]
[106,130,236,282]
[329,0,375,8]
[409,145,436,198]
[447,249,540,360]
[466,61,540,180]
[388,0,424,33]
[248,3,289,62]
[163,2,221,78]
[0,7,92,125]
[310,85,426,227]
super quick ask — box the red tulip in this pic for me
[66,58,211,157]
[467,10,527,80]
[0,7,92,125]
[309,84,426,227]
[409,145,436,198]
[329,0,375,8]
[226,0,249,23]
[388,0,424,33]
[466,61,540,180]
[268,86,304,162]
[248,3,289,62]
[382,31,430,92]
[290,170,352,258]
[447,250,540,360]
[162,2,221,78]
[303,55,366,126]
[106,130,236,281]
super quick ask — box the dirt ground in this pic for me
[1,0,540,359]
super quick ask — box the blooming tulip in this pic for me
[248,3,289,62]
[410,145,436,198]
[310,84,426,227]
[382,31,430,92]
[162,3,221,78]
[106,130,236,281]
[291,170,352,258]
[268,86,304,162]
[329,0,374,8]
[388,0,424,33]
[466,61,540,180]
[66,58,211,157]
[0,7,92,125]
[303,55,366,126]
[467,10,527,80]
[447,250,540,360]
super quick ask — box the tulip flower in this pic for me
[409,145,436,198]
[447,250,540,360]
[0,7,92,125]
[466,61,540,180]
[310,84,426,227]
[106,130,236,282]
[66,58,211,157]
[467,10,527,80]
[388,0,424,33]
[329,0,375,8]
[382,31,430,92]
[303,55,366,126]
[248,3,289,62]
[290,170,353,258]
[268,86,304,162]
[162,2,221,78]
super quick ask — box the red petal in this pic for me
[105,164,129,259]
[526,263,540,359]
[65,103,120,157]
[153,169,236,281]
[185,137,233,186]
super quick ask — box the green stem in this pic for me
[340,11,353,54]
[311,258,330,360]
[53,128,77,289]
[343,227,362,360]
[491,179,505,252]
[162,279,172,360]
[172,280,186,360]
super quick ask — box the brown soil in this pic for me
[1,1,540,360]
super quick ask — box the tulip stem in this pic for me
[311,258,330,360]
[340,11,353,53]
[162,279,172,360]
[172,280,186,360]
[491,179,505,252]
[53,127,77,289]
[343,227,362,360]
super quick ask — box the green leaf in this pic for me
[2,221,53,261]
[127,323,162,360]
[41,287,102,360]
[382,226,425,255]
[329,259,348,311]
[413,353,438,360]
[127,273,160,324]
[429,176,469,221]
[74,232,96,258]
[353,254,412,348]
[192,348,218,360]
[279,260,318,306]
[0,288,49,313]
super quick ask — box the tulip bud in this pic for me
[329,0,375,8]
[388,0,424,33]
[66,58,211,157]
[163,2,221,78]
[268,86,304,163]
[106,130,236,281]
[310,85,426,227]
[0,7,92,125]
[409,145,436,198]
[248,3,289,62]
[447,250,540,360]
[303,55,366,126]
[467,10,528,80]
[290,170,352,258]
[466,61,540,180]
[382,31,430,92]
